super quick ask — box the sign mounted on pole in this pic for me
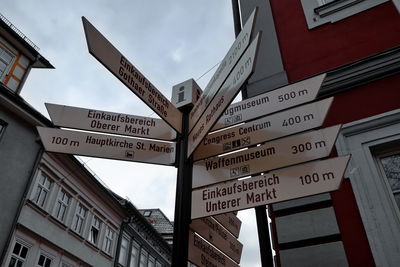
[188,231,239,267]
[37,127,175,166]
[82,17,182,133]
[189,7,258,131]
[192,125,341,189]
[191,156,350,219]
[211,73,326,132]
[190,216,243,263]
[187,33,261,157]
[45,103,176,141]
[194,97,333,160]
[213,213,242,238]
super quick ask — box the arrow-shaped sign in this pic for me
[192,125,341,188]
[191,156,350,219]
[37,127,175,166]
[189,7,258,131]
[213,213,242,239]
[187,33,261,157]
[46,103,176,141]
[211,73,326,131]
[82,17,182,133]
[194,97,333,160]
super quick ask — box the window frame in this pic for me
[36,253,52,267]
[88,215,102,246]
[335,109,400,266]
[71,202,88,236]
[300,0,389,29]
[129,240,140,267]
[8,240,30,267]
[103,225,116,255]
[32,171,53,209]
[0,45,15,81]
[53,188,71,223]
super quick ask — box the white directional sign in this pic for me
[188,231,239,267]
[187,33,261,157]
[189,8,258,131]
[192,125,341,189]
[46,103,176,141]
[211,73,326,131]
[82,17,182,133]
[191,156,350,219]
[37,127,175,166]
[213,213,242,238]
[191,217,243,263]
[194,97,333,160]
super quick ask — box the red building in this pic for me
[236,1,400,266]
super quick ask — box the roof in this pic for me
[139,209,174,235]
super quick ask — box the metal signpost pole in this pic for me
[172,107,192,266]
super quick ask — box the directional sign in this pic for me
[46,103,176,141]
[213,213,242,238]
[194,97,333,160]
[82,17,182,133]
[192,125,341,189]
[191,156,350,219]
[188,231,239,267]
[211,73,326,131]
[37,127,175,166]
[189,8,258,131]
[187,33,261,157]
[191,216,243,263]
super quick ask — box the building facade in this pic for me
[236,1,400,266]
[0,13,171,267]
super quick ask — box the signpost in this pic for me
[37,127,175,166]
[194,97,333,160]
[213,212,242,238]
[82,17,183,133]
[190,217,243,263]
[211,73,326,131]
[46,103,176,141]
[187,33,261,157]
[189,8,258,131]
[193,125,341,189]
[188,231,239,267]
[191,156,350,219]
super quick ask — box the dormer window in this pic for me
[0,46,14,81]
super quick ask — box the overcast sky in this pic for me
[2,1,263,266]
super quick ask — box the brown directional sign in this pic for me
[211,73,326,131]
[194,97,333,160]
[45,103,176,141]
[189,7,258,131]
[191,156,350,219]
[187,33,261,157]
[37,127,175,166]
[193,125,341,188]
[82,17,182,133]
[191,216,243,263]
[213,213,242,238]
[188,231,239,267]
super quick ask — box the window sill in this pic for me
[84,240,100,252]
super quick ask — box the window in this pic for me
[379,152,400,209]
[33,172,53,208]
[300,0,389,29]
[148,256,155,267]
[118,236,129,265]
[88,216,101,245]
[72,203,87,235]
[8,242,29,267]
[129,240,140,267]
[54,189,71,222]
[0,46,14,81]
[37,254,52,267]
[103,226,115,255]
[143,211,152,217]
[155,261,162,267]
[0,119,7,139]
[139,249,148,267]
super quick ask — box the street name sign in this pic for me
[82,17,182,133]
[211,73,326,131]
[191,156,350,219]
[213,213,242,238]
[190,216,243,263]
[194,97,333,160]
[46,103,176,141]
[192,125,341,189]
[189,8,258,131]
[188,231,239,267]
[37,127,175,166]
[187,33,261,157]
